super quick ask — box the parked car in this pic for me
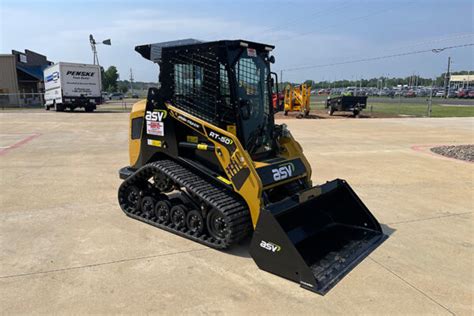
[416,89,428,97]
[405,90,416,98]
[467,90,474,99]
[435,90,445,97]
[131,93,139,98]
[447,90,457,98]
[109,93,124,100]
[456,89,466,98]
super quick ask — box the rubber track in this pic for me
[118,159,252,249]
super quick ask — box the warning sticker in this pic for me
[146,121,164,136]
[247,48,257,57]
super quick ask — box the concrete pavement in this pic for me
[0,112,472,314]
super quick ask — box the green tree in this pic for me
[103,66,119,92]
[118,80,129,94]
[303,80,315,87]
[100,66,106,89]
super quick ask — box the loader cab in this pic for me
[136,40,277,158]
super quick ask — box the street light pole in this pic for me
[89,34,111,66]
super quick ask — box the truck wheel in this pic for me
[284,110,288,116]
[45,105,50,111]
[55,103,64,112]
[328,107,334,116]
[353,110,360,118]
[85,106,94,112]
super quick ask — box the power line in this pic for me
[282,32,474,69]
[280,43,474,72]
[363,32,474,54]
[274,4,404,43]
[251,1,351,37]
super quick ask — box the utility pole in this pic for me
[427,78,434,117]
[280,70,283,91]
[129,68,134,95]
[443,56,451,98]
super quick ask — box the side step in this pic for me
[249,179,387,295]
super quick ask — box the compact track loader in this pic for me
[118,39,386,295]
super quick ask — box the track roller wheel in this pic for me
[153,171,173,192]
[170,205,187,228]
[123,185,141,213]
[186,210,205,234]
[141,196,156,217]
[206,209,230,241]
[155,199,172,223]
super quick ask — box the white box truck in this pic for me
[44,62,102,112]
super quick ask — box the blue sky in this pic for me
[1,0,473,82]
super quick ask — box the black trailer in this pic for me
[326,96,368,117]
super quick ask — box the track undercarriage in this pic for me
[118,159,252,249]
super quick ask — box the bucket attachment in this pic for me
[249,179,387,295]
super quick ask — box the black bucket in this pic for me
[249,179,387,295]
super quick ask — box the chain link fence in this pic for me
[310,95,473,118]
[0,93,138,112]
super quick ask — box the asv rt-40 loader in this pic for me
[118,39,386,295]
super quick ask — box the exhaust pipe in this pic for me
[249,179,387,295]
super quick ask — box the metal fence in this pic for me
[311,95,473,118]
[0,93,135,112]
[0,93,44,108]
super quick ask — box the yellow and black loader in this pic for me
[118,39,386,295]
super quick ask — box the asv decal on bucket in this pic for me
[271,162,295,181]
[260,240,281,252]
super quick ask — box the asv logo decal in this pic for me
[260,240,281,252]
[145,110,167,122]
[272,162,295,181]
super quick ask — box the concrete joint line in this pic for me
[387,211,473,225]
[369,257,455,315]
[0,248,208,280]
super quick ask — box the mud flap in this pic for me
[249,179,387,295]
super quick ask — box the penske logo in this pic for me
[145,110,167,122]
[260,240,281,252]
[46,71,59,83]
[66,71,95,77]
[271,162,295,181]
